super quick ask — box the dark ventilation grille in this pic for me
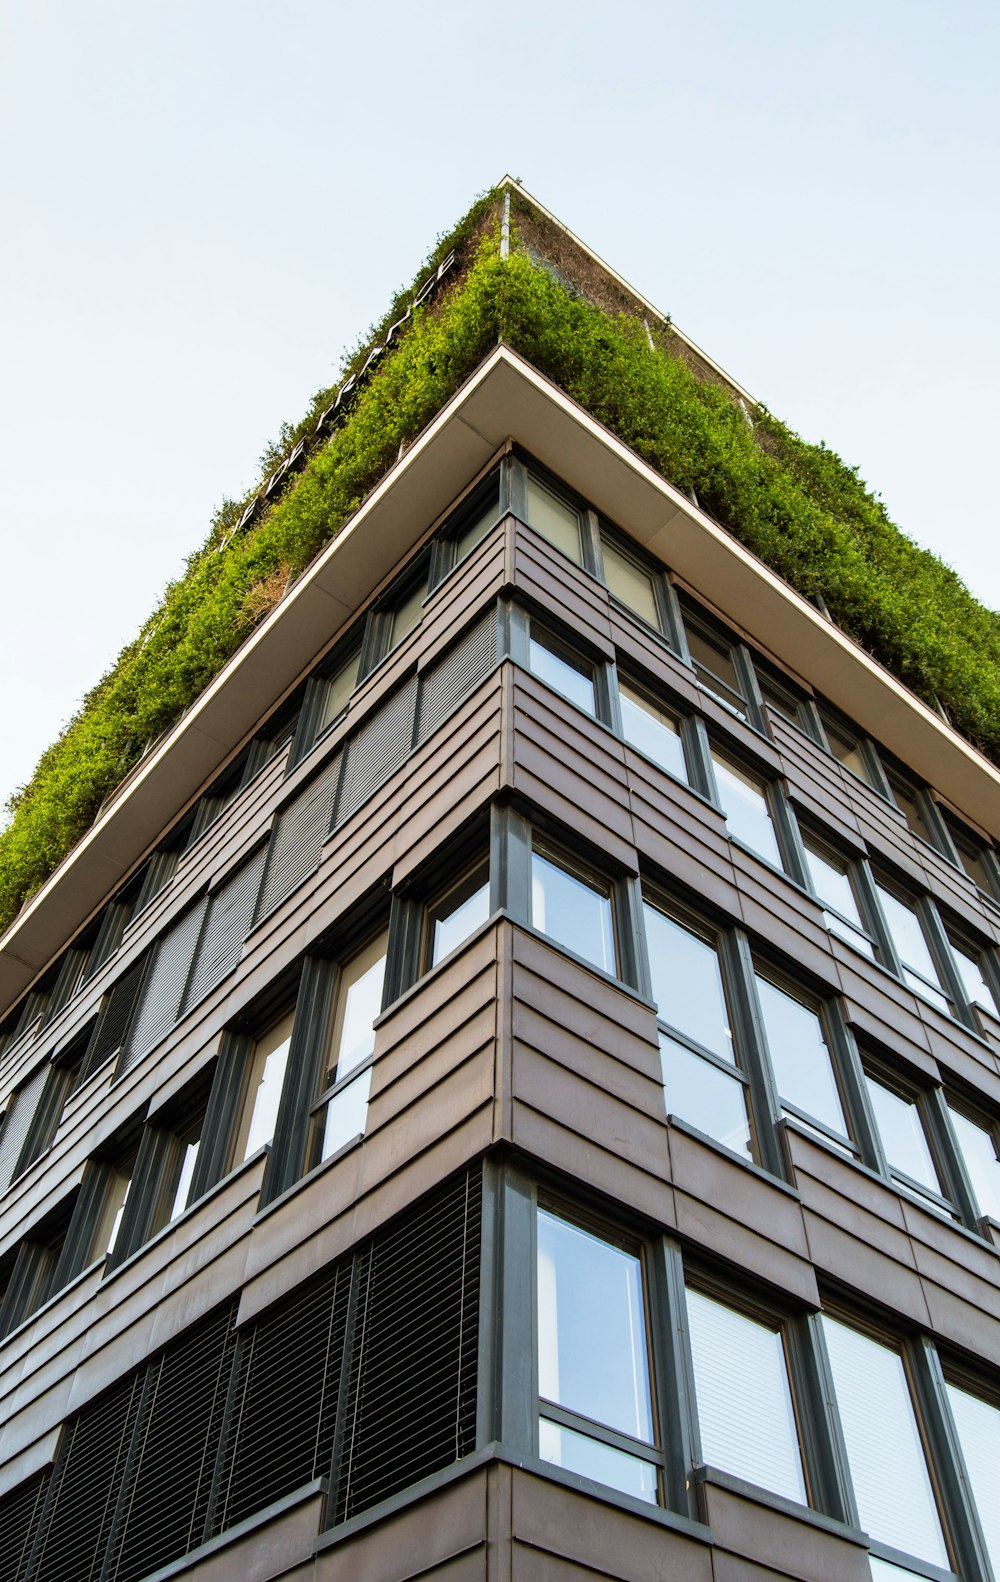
[182,848,267,1014]
[416,612,497,744]
[0,1468,49,1582]
[333,1168,482,1524]
[335,677,419,826]
[82,954,148,1079]
[256,754,341,920]
[212,1262,350,1534]
[0,1064,49,1192]
[32,1372,143,1582]
[118,902,208,1073]
[106,1303,238,1582]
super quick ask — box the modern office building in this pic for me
[2,181,1000,1582]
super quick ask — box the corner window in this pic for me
[536,1207,659,1502]
[619,678,688,783]
[527,624,598,718]
[308,932,387,1168]
[424,860,490,969]
[446,476,500,571]
[872,879,951,1014]
[530,843,617,977]
[800,832,875,958]
[754,974,849,1146]
[525,473,584,565]
[686,1284,807,1505]
[710,748,782,868]
[643,899,753,1160]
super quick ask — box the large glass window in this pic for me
[424,861,491,969]
[944,1381,1000,1570]
[754,975,848,1144]
[711,749,782,867]
[537,1208,658,1502]
[872,881,951,1014]
[527,627,598,717]
[643,900,752,1159]
[231,1011,295,1165]
[822,1317,949,1570]
[308,933,387,1167]
[686,1286,807,1505]
[801,834,875,958]
[947,934,999,1023]
[946,1101,1000,1223]
[525,474,584,564]
[530,846,616,976]
[601,539,660,628]
[863,1066,948,1210]
[619,680,687,782]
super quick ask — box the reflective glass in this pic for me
[528,633,596,716]
[327,935,387,1084]
[945,1382,1000,1568]
[661,1035,752,1156]
[429,865,490,966]
[802,841,866,933]
[388,579,426,649]
[755,977,847,1136]
[453,497,496,565]
[102,1174,132,1258]
[947,1105,1000,1221]
[823,1317,948,1567]
[619,682,687,781]
[643,904,733,1061]
[169,1137,201,1222]
[949,939,998,1017]
[824,721,872,783]
[320,1066,372,1162]
[864,1074,940,1193]
[538,1419,658,1503]
[687,1288,806,1503]
[236,1010,295,1161]
[537,1209,653,1441]
[317,650,360,734]
[686,627,745,714]
[526,476,583,563]
[531,851,616,975]
[712,753,781,866]
[874,884,949,1010]
[602,541,659,627]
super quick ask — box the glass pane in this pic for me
[755,977,847,1137]
[320,1066,372,1162]
[686,627,744,713]
[661,1035,752,1157]
[239,1012,295,1160]
[528,633,596,716]
[539,1418,658,1503]
[453,497,496,565]
[388,579,426,649]
[429,864,490,966]
[822,1317,948,1567]
[712,753,781,867]
[864,1074,940,1193]
[945,1382,1000,1569]
[874,886,946,998]
[643,904,733,1061]
[802,841,866,933]
[531,851,616,975]
[825,721,872,783]
[328,934,387,1083]
[951,831,995,895]
[317,650,360,733]
[169,1138,201,1222]
[101,1174,132,1258]
[687,1287,806,1504]
[947,1105,1000,1221]
[537,1209,653,1442]
[602,541,659,627]
[525,475,583,563]
[949,940,998,1017]
[619,683,687,782]
[890,781,934,846]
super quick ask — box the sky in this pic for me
[1,0,997,813]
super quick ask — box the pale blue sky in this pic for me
[1,0,997,809]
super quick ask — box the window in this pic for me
[686,1284,807,1505]
[524,472,584,564]
[600,535,661,629]
[816,707,880,789]
[682,609,749,721]
[822,1315,950,1571]
[871,879,952,1014]
[536,1207,660,1502]
[423,860,491,969]
[308,932,387,1168]
[942,814,1000,902]
[754,974,850,1147]
[527,624,598,717]
[945,1100,1000,1223]
[441,473,500,572]
[315,644,361,737]
[15,1023,92,1175]
[800,832,875,958]
[643,899,753,1159]
[530,843,617,976]
[946,931,1000,1026]
[0,1199,75,1335]
[862,1062,950,1213]
[710,747,783,868]
[230,1011,295,1165]
[943,1378,1000,1571]
[618,678,688,782]
[358,555,432,678]
[884,767,940,850]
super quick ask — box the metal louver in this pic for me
[256,753,341,921]
[0,1468,48,1582]
[0,1063,50,1193]
[81,954,148,1080]
[118,901,208,1074]
[181,847,267,1014]
[334,677,418,827]
[415,612,497,744]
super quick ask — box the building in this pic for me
[1,180,1000,1582]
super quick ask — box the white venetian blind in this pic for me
[945,1382,1000,1570]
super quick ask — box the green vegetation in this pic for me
[2,190,998,935]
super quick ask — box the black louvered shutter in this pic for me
[416,612,497,743]
[0,1468,49,1582]
[334,676,418,826]
[0,1064,49,1192]
[182,848,267,1014]
[333,1168,481,1523]
[118,901,207,1073]
[256,754,341,920]
[212,1262,350,1534]
[106,1303,238,1582]
[30,1372,144,1582]
[81,954,148,1079]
